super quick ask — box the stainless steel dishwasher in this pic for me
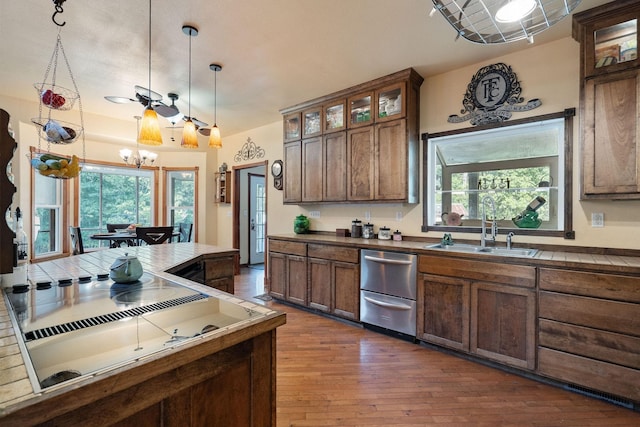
[360,249,417,337]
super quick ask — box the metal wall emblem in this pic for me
[234,137,265,162]
[447,63,541,126]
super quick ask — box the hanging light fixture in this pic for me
[181,25,199,149]
[138,0,163,146]
[495,0,537,23]
[121,116,157,168]
[430,0,582,44]
[208,63,222,148]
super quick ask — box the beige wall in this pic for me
[4,35,639,252]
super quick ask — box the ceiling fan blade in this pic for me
[155,103,181,118]
[134,85,163,102]
[190,117,209,128]
[197,127,211,137]
[104,95,137,104]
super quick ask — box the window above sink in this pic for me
[422,109,576,239]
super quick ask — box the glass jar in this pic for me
[351,219,362,238]
[378,226,391,240]
[362,223,374,239]
[293,214,310,234]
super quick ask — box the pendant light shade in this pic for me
[138,105,163,145]
[208,63,223,148]
[182,25,199,149]
[209,125,222,148]
[139,0,163,146]
[181,118,199,148]
[495,0,537,23]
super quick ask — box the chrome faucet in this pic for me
[506,232,515,250]
[481,195,497,248]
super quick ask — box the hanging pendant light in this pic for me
[208,63,222,148]
[138,0,163,146]
[181,25,199,149]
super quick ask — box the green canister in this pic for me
[294,214,310,234]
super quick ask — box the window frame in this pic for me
[163,166,198,241]
[421,109,575,239]
[30,147,69,260]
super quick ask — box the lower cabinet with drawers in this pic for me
[268,238,360,321]
[538,268,640,402]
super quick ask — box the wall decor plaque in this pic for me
[447,63,541,126]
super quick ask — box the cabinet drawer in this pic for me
[540,268,640,303]
[539,291,640,336]
[308,243,358,263]
[205,257,235,280]
[538,347,640,402]
[540,318,640,370]
[269,240,307,256]
[418,255,535,288]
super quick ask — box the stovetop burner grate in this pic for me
[23,293,208,342]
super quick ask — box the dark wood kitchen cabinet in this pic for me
[538,267,640,402]
[308,243,360,321]
[418,255,536,370]
[280,67,423,204]
[573,0,640,199]
[268,239,307,305]
[167,254,235,293]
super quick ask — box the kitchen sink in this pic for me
[425,243,538,258]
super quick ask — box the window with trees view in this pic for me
[33,171,64,258]
[79,164,155,249]
[423,110,575,239]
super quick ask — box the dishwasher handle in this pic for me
[363,296,412,311]
[363,255,414,265]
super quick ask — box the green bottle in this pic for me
[293,214,310,234]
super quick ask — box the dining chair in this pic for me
[178,222,193,242]
[69,226,85,255]
[136,226,175,245]
[106,223,135,247]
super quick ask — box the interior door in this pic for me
[249,173,265,265]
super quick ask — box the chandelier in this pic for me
[430,0,582,44]
[120,116,157,168]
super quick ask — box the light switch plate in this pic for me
[309,211,320,219]
[591,212,604,227]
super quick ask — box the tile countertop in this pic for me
[268,233,640,275]
[0,243,284,415]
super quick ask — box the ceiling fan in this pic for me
[105,85,184,120]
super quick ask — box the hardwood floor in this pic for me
[235,267,640,427]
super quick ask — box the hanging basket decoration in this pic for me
[31,28,86,178]
[29,152,81,179]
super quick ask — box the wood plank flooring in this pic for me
[235,266,640,427]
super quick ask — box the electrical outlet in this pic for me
[591,212,604,227]
[364,211,371,221]
[395,211,403,221]
[309,211,320,219]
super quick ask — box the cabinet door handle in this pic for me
[363,296,411,310]
[363,255,413,265]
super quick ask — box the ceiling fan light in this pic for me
[138,106,163,146]
[181,119,199,148]
[495,0,537,23]
[208,125,222,148]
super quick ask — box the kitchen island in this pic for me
[0,243,286,426]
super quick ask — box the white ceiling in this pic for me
[0,0,608,149]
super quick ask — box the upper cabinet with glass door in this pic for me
[324,99,346,133]
[348,92,373,128]
[283,112,301,142]
[375,82,406,122]
[303,107,322,138]
[573,0,639,78]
